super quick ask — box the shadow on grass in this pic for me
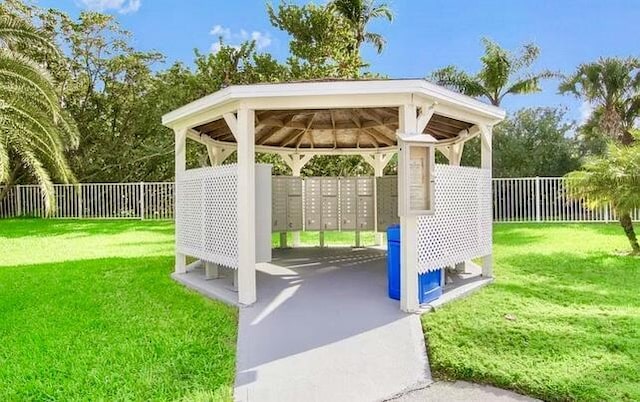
[0,218,174,239]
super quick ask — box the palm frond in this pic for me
[364,32,385,54]
[0,49,59,114]
[0,14,58,56]
[430,65,489,98]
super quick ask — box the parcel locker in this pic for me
[287,196,303,230]
[376,176,399,231]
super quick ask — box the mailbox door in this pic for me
[287,195,303,230]
[322,196,339,230]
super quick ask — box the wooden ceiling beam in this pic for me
[364,128,395,146]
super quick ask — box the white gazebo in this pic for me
[162,79,505,312]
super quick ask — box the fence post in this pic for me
[15,185,22,217]
[535,176,541,222]
[139,182,145,220]
[78,184,83,219]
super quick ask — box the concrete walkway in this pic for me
[234,248,430,402]
[389,381,538,402]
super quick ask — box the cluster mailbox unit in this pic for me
[272,176,378,246]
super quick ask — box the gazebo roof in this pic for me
[162,79,505,153]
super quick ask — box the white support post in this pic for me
[480,124,493,278]
[205,261,220,280]
[398,103,420,313]
[283,153,313,247]
[206,144,219,166]
[174,127,188,274]
[364,153,394,245]
[236,107,257,305]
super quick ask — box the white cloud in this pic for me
[208,24,272,53]
[210,24,231,37]
[77,0,141,14]
[250,31,272,49]
[580,101,594,124]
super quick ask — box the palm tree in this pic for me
[560,57,640,146]
[565,139,640,255]
[0,11,78,214]
[430,38,556,106]
[329,0,393,55]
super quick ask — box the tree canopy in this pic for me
[431,38,556,106]
[0,2,78,213]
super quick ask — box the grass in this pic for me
[422,224,640,401]
[0,219,237,401]
[3,219,639,401]
[271,230,379,247]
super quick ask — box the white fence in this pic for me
[0,182,173,220]
[0,177,638,222]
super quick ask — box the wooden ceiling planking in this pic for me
[192,108,473,149]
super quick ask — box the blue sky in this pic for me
[39,0,640,122]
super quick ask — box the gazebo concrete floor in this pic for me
[235,247,430,402]
[172,247,495,401]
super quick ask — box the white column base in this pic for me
[280,232,288,248]
[292,231,300,247]
[375,232,384,246]
[175,253,186,274]
[205,262,220,279]
[482,254,493,277]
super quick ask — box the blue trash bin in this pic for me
[387,224,442,304]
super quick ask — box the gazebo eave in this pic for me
[162,79,505,132]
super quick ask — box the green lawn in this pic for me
[0,219,237,401]
[2,220,638,401]
[423,224,640,401]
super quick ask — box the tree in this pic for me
[329,0,393,55]
[0,5,78,213]
[492,107,580,177]
[560,57,640,146]
[565,139,640,254]
[561,57,640,254]
[431,38,555,106]
[268,1,362,79]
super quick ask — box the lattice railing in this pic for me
[416,165,492,273]
[176,165,239,269]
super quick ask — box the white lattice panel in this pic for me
[176,165,239,269]
[416,165,492,273]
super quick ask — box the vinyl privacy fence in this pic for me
[0,178,637,222]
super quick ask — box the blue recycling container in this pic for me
[387,224,442,304]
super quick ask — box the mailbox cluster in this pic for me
[376,176,399,231]
[271,176,303,232]
[339,177,374,231]
[271,176,382,233]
